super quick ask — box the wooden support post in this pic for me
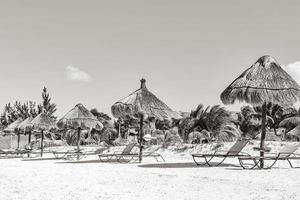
[28,131,32,144]
[260,102,267,169]
[118,123,121,138]
[77,127,81,160]
[17,133,20,150]
[41,130,44,157]
[27,131,32,158]
[139,114,144,163]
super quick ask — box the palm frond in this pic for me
[279,116,300,128]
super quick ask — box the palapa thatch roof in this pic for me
[57,103,103,130]
[111,79,181,120]
[30,113,57,131]
[3,118,23,133]
[221,55,300,107]
[16,117,33,133]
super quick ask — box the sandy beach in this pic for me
[1,1,300,200]
[1,141,299,200]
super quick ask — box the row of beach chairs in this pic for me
[192,140,300,169]
[52,143,165,163]
[1,141,300,169]
[0,143,165,163]
[0,149,43,158]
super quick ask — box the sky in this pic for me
[0,0,300,118]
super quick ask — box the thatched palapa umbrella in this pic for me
[30,113,57,157]
[3,118,23,133]
[16,117,33,145]
[4,118,23,149]
[111,78,181,162]
[57,103,103,159]
[221,55,300,168]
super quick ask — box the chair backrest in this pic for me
[279,144,300,157]
[121,143,136,154]
[227,140,249,156]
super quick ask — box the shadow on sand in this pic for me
[0,156,23,159]
[56,159,103,164]
[21,157,59,161]
[138,162,238,169]
[56,159,137,164]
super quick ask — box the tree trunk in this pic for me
[273,127,278,136]
[139,115,144,163]
[41,130,44,157]
[260,103,267,168]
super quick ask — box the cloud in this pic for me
[283,62,300,85]
[66,65,92,82]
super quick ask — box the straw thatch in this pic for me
[30,113,57,131]
[16,117,33,134]
[57,103,103,130]
[111,79,181,120]
[3,118,23,133]
[221,55,300,107]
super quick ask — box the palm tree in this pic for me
[238,106,262,139]
[253,102,284,135]
[175,104,236,142]
[279,107,300,131]
[173,116,197,142]
[237,104,284,139]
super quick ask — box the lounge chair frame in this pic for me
[99,152,165,163]
[53,150,85,160]
[0,149,33,158]
[239,152,300,169]
[192,140,250,167]
[53,148,107,161]
[192,150,250,167]
[98,144,165,163]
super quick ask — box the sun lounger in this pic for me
[0,149,32,158]
[53,147,107,160]
[192,140,250,167]
[238,144,300,169]
[98,143,164,163]
[123,148,165,163]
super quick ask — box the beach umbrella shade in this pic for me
[16,117,34,145]
[3,118,23,149]
[30,113,57,157]
[220,55,300,168]
[57,103,103,159]
[3,118,23,133]
[111,78,181,162]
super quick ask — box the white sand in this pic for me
[0,141,299,200]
